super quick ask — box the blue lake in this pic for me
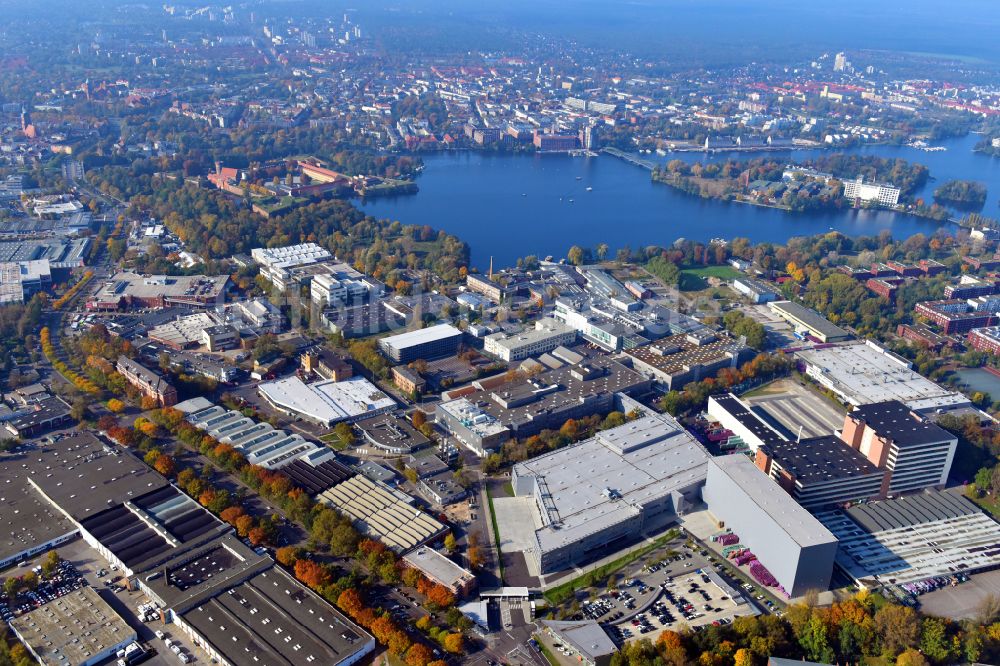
[361,133,1000,268]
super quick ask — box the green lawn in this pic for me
[966,485,1000,519]
[679,264,741,291]
[485,485,505,583]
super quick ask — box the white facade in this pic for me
[483,317,577,362]
[843,176,900,206]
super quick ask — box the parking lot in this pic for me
[743,378,846,439]
[555,541,758,643]
[5,538,207,666]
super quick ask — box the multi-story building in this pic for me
[915,300,996,334]
[466,273,515,302]
[842,176,900,206]
[116,356,178,406]
[392,365,426,395]
[867,277,903,301]
[625,329,754,390]
[968,326,1000,355]
[251,242,333,291]
[944,275,1000,300]
[483,317,577,362]
[378,324,464,364]
[533,132,579,151]
[842,401,957,495]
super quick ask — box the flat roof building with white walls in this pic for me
[252,242,334,291]
[843,175,900,207]
[512,412,710,574]
[257,375,395,427]
[484,317,577,362]
[795,340,969,413]
[702,455,838,598]
[378,323,464,363]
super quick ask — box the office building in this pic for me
[702,455,838,597]
[436,355,651,455]
[768,301,851,342]
[378,324,464,364]
[842,401,957,494]
[116,356,178,407]
[252,243,332,286]
[512,412,709,573]
[466,274,516,302]
[816,490,1000,588]
[483,317,577,362]
[302,348,353,381]
[708,394,884,510]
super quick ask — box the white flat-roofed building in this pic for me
[702,455,838,598]
[795,340,969,413]
[258,375,395,427]
[402,547,477,597]
[177,398,336,470]
[511,412,710,574]
[252,243,334,290]
[484,317,577,362]
[10,586,137,666]
[843,175,900,206]
[436,397,511,456]
[378,323,464,363]
[0,259,51,304]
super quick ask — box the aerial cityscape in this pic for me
[3,1,1000,665]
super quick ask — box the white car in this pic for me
[154,630,165,640]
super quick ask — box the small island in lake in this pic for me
[933,179,987,209]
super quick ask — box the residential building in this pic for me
[915,299,995,334]
[392,365,426,395]
[116,355,177,406]
[968,326,1000,355]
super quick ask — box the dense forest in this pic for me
[933,179,988,208]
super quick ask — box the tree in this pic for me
[443,534,457,552]
[275,546,302,567]
[295,559,333,589]
[153,454,175,477]
[567,245,585,266]
[234,515,255,538]
[896,648,929,666]
[71,397,87,421]
[106,399,125,413]
[41,551,61,577]
[875,605,920,657]
[441,633,463,654]
[919,617,952,663]
[596,243,609,261]
[412,409,427,429]
[976,466,994,494]
[733,648,756,666]
[405,643,434,666]
[333,422,355,447]
[798,614,835,664]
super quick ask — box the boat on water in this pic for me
[575,176,582,180]
[586,187,593,192]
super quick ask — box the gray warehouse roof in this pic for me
[378,323,462,351]
[513,413,710,553]
[708,455,837,548]
[843,490,979,533]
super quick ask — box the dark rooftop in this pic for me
[844,490,980,533]
[712,394,785,447]
[850,400,953,447]
[770,435,882,483]
[281,459,354,495]
[182,567,370,666]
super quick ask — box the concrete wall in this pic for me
[702,460,836,598]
